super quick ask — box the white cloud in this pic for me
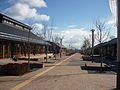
[106,17,117,38]
[107,19,115,25]
[54,25,117,49]
[107,18,116,27]
[34,14,50,21]
[56,28,91,49]
[31,23,44,34]
[32,23,44,30]
[20,0,47,8]
[5,3,36,20]
[4,0,50,21]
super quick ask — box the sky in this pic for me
[0,0,117,49]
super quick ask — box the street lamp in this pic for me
[91,29,95,63]
[28,29,31,71]
[45,42,48,62]
[60,38,62,58]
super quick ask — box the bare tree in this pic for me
[95,20,110,43]
[42,20,55,42]
[32,22,50,40]
[52,35,60,43]
[51,35,59,59]
[47,20,53,41]
[110,35,116,40]
[94,20,110,72]
[42,23,48,40]
[81,37,91,55]
[51,34,65,59]
[59,36,64,58]
[36,33,45,40]
[31,24,45,39]
[31,21,54,62]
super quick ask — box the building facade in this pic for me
[0,13,49,60]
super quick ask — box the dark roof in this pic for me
[94,42,107,48]
[0,13,32,30]
[94,38,117,48]
[0,13,51,45]
[56,44,66,49]
[47,41,66,49]
[0,23,50,45]
[47,41,60,48]
[104,38,117,46]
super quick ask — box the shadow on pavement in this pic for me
[52,59,61,60]
[41,61,55,64]
[81,66,116,74]
[111,88,118,90]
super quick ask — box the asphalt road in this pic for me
[0,53,116,90]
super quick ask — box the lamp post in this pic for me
[54,44,57,60]
[45,42,48,62]
[60,38,62,58]
[28,29,31,71]
[117,0,120,89]
[91,29,95,63]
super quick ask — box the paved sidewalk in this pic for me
[0,54,69,90]
[21,54,116,90]
[0,53,116,90]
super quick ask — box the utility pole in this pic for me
[117,0,120,89]
[91,29,95,63]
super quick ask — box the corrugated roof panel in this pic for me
[0,23,49,45]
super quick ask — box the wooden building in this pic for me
[0,13,50,60]
[47,41,61,54]
[47,41,67,56]
[94,38,117,60]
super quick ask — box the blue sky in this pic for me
[45,0,112,29]
[0,0,116,49]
